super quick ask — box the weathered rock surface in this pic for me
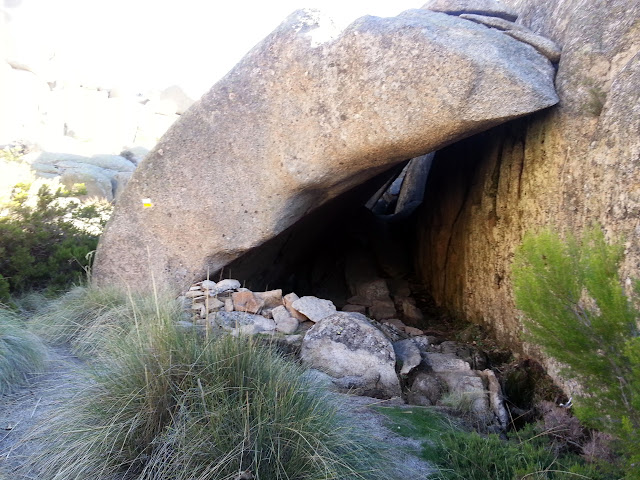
[459,12,527,31]
[422,0,518,21]
[300,312,401,398]
[415,0,640,378]
[503,29,562,62]
[272,305,299,334]
[93,7,558,291]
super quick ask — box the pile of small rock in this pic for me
[178,278,509,430]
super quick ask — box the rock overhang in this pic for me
[93,5,560,292]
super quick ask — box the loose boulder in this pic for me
[300,312,401,398]
[93,7,558,291]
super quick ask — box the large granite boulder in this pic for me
[414,0,640,385]
[300,312,401,398]
[93,7,558,291]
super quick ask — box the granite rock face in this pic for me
[93,7,558,291]
[415,0,639,382]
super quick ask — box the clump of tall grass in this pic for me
[30,285,141,357]
[0,307,47,394]
[33,289,390,480]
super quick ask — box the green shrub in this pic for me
[32,289,391,480]
[0,307,47,394]
[377,407,618,480]
[0,182,111,297]
[512,226,640,478]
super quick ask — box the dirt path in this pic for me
[0,346,85,479]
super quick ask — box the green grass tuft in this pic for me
[0,307,47,394]
[32,288,391,480]
[377,406,619,480]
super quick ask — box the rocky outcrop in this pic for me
[93,7,558,291]
[415,0,640,363]
[21,151,136,201]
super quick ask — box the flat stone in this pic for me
[422,0,518,21]
[201,280,217,289]
[283,292,308,321]
[291,296,336,322]
[212,279,241,294]
[213,311,263,329]
[254,289,283,308]
[425,352,471,373]
[272,305,299,334]
[213,311,275,334]
[232,291,265,314]
[185,290,205,298]
[393,339,422,375]
[206,298,225,312]
[504,29,562,63]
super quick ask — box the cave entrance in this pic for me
[219,151,435,333]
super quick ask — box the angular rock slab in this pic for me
[300,312,401,398]
[422,0,518,21]
[93,8,558,291]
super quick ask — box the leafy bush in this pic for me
[32,288,391,480]
[512,226,640,478]
[0,307,47,394]
[0,182,112,299]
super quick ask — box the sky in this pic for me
[3,0,424,98]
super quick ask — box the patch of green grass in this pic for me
[0,307,47,394]
[32,288,393,480]
[376,406,619,480]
